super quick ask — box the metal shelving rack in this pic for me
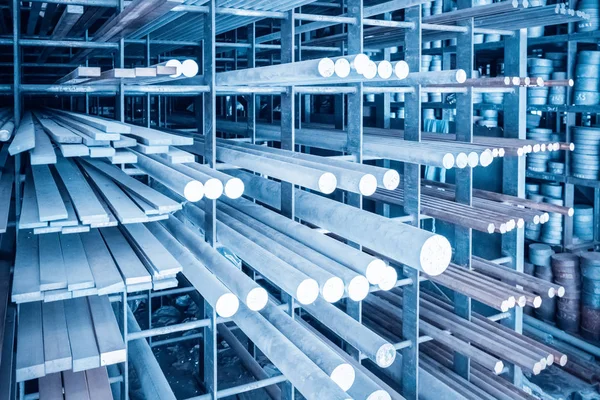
[5,0,557,398]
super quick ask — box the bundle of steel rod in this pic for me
[216,54,409,86]
[216,120,494,169]
[225,169,453,276]
[189,136,400,195]
[422,179,574,217]
[472,256,565,299]
[370,187,516,234]
[365,289,555,376]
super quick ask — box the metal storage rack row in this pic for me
[3,0,572,398]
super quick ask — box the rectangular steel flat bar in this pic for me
[86,187,119,228]
[122,223,182,277]
[16,302,44,381]
[38,373,64,400]
[43,289,73,302]
[86,367,113,400]
[72,287,98,298]
[47,109,130,134]
[79,230,125,295]
[35,113,83,144]
[59,234,95,291]
[88,296,126,366]
[56,66,102,85]
[160,147,195,164]
[32,164,68,222]
[64,297,100,372]
[124,124,193,146]
[49,113,120,141]
[21,175,46,232]
[57,143,90,157]
[70,130,111,147]
[0,260,9,363]
[30,125,57,165]
[55,156,109,223]
[63,369,91,400]
[12,231,42,303]
[89,146,115,158]
[34,226,63,234]
[0,167,13,234]
[42,301,72,373]
[125,190,160,215]
[110,149,138,164]
[112,136,136,148]
[134,67,157,77]
[61,225,91,234]
[135,143,170,154]
[49,180,81,228]
[80,163,148,224]
[100,227,152,286]
[8,112,35,156]
[81,158,181,212]
[152,277,178,290]
[39,233,68,291]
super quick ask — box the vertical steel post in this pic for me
[280,10,296,400]
[563,40,577,247]
[146,35,151,128]
[12,0,21,219]
[502,28,527,387]
[453,12,474,379]
[402,6,422,399]
[375,13,391,130]
[247,23,256,144]
[85,29,90,114]
[116,0,125,122]
[203,1,218,397]
[344,0,364,361]
[122,291,128,400]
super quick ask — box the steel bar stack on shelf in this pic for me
[0,0,600,400]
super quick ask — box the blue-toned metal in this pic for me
[501,27,527,387]
[452,7,474,379]
[247,23,256,144]
[12,0,21,220]
[401,5,421,399]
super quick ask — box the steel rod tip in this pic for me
[183,181,204,202]
[567,208,574,217]
[442,154,455,169]
[318,172,337,194]
[363,61,378,80]
[500,300,510,312]
[296,279,319,304]
[479,150,494,167]
[517,295,527,308]
[322,277,345,303]
[333,58,350,78]
[215,293,240,318]
[559,355,568,366]
[557,286,565,297]
[546,354,554,366]
[377,60,393,79]
[182,59,199,78]
[376,343,396,368]
[377,266,398,291]
[394,61,409,80]
[247,287,268,311]
[204,178,224,200]
[359,174,378,196]
[507,296,516,308]
[353,54,371,75]
[166,59,182,78]
[517,218,524,229]
[467,152,479,168]
[224,177,244,199]
[348,276,370,301]
[330,364,355,392]
[420,235,452,276]
[455,69,467,83]
[319,58,336,78]
[366,259,387,285]
[548,287,556,298]
[494,361,504,375]
[533,296,542,308]
[536,77,544,87]
[383,169,400,190]
[366,390,392,400]
[487,223,495,234]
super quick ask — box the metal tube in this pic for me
[227,169,452,276]
[220,196,388,284]
[159,216,268,311]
